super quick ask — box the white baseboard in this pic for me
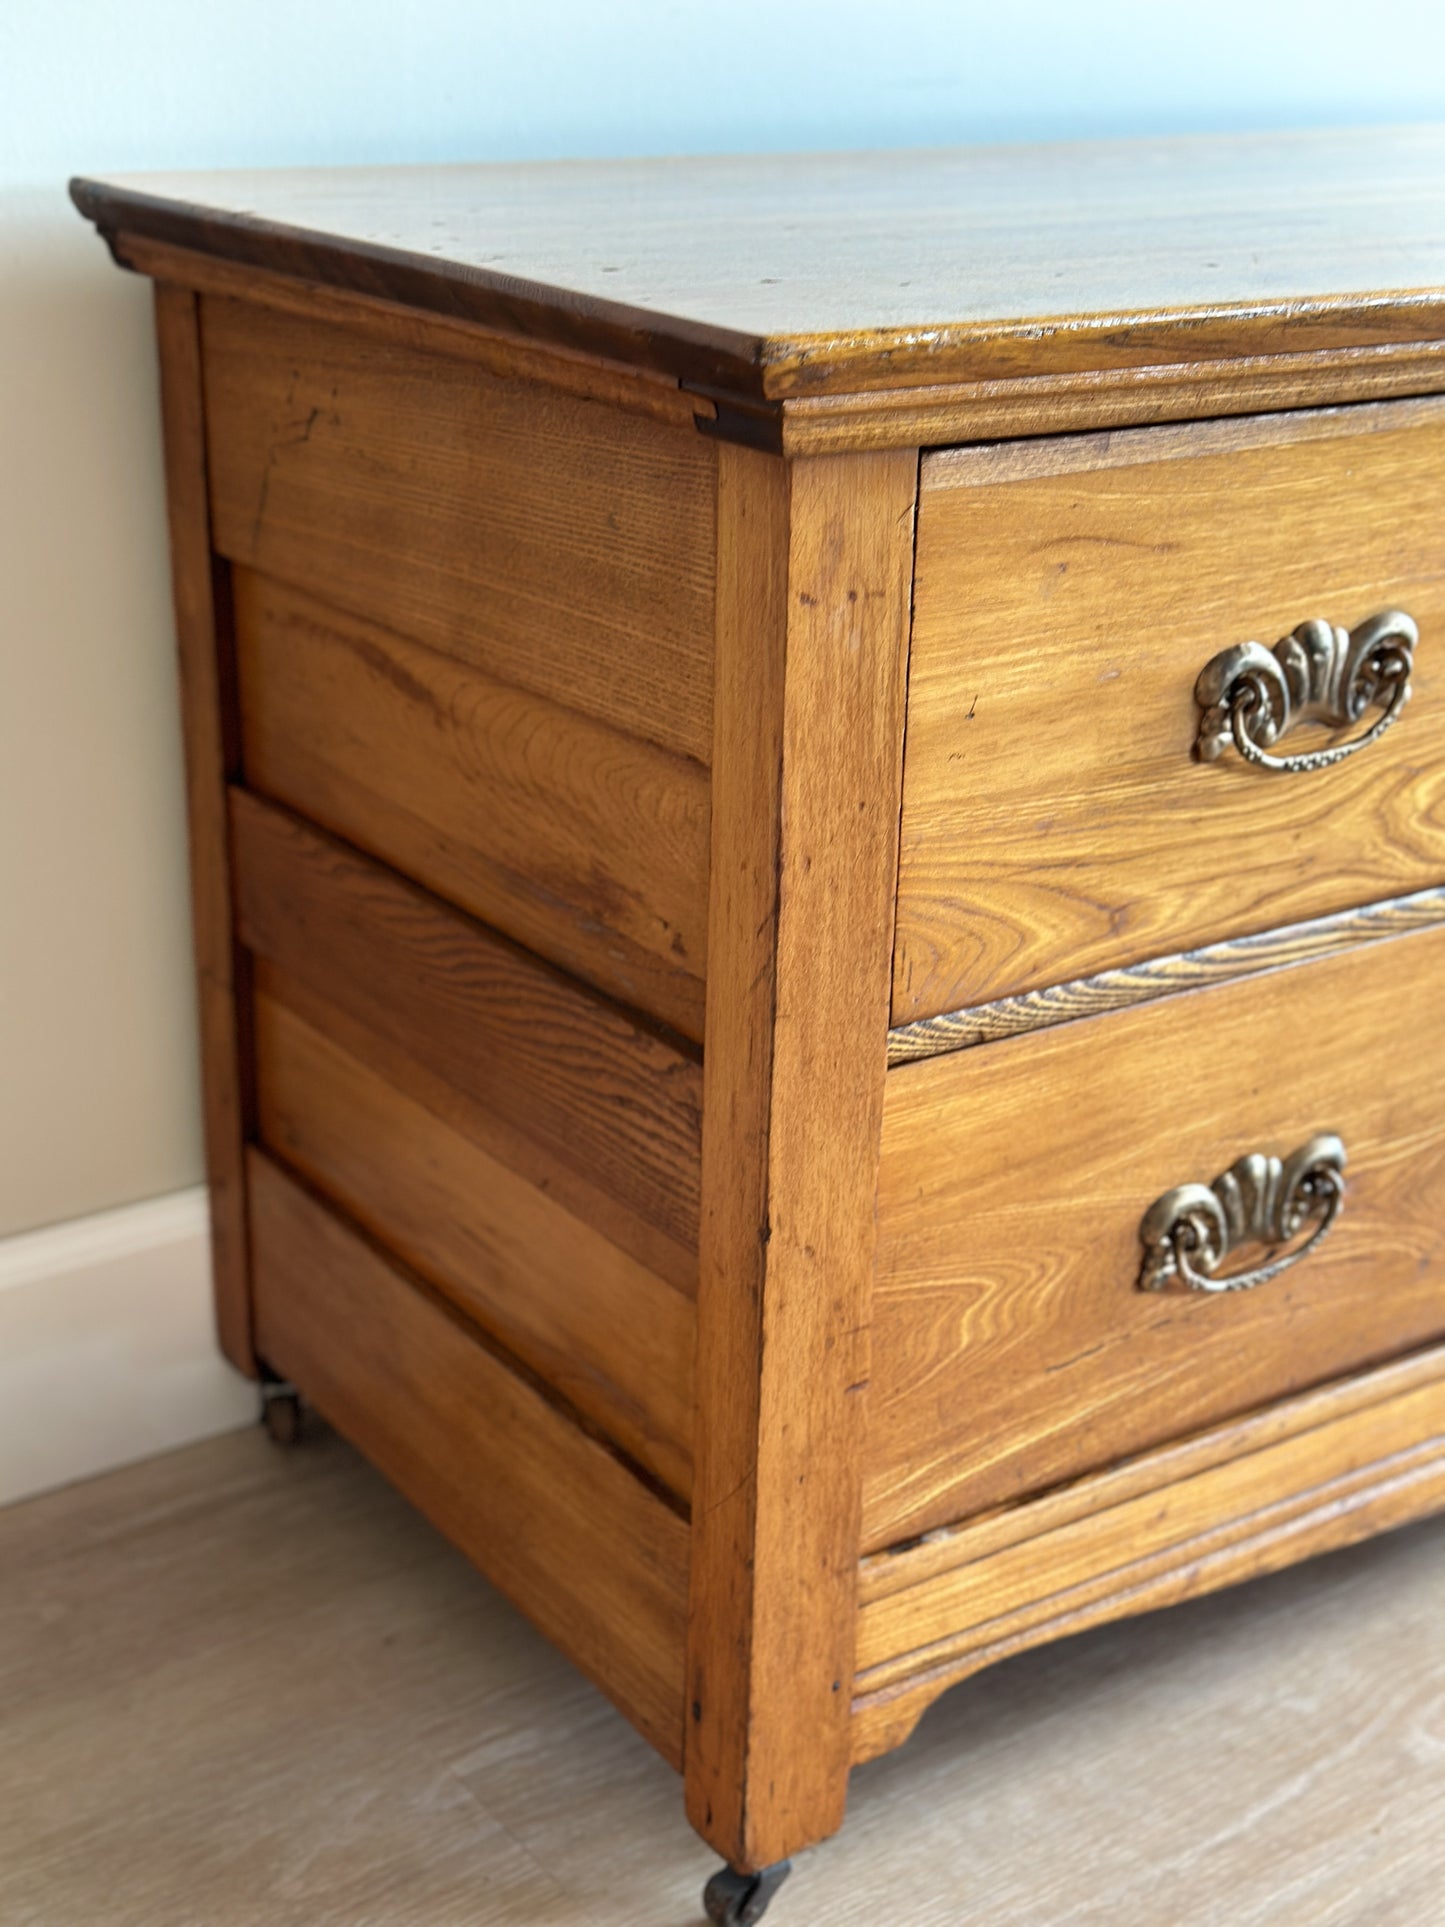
[0,1186,258,1509]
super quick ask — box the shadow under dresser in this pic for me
[73,128,1445,1923]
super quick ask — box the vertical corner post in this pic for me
[686,443,919,1868]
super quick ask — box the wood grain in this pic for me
[254,956,696,1298]
[119,232,716,431]
[861,1340,1445,1610]
[853,1344,1445,1763]
[247,1151,689,1765]
[71,130,1445,397]
[152,285,254,1375]
[253,986,695,1500]
[234,569,710,1039]
[201,294,716,761]
[867,921,1445,1549]
[776,340,1445,454]
[685,446,917,1871]
[894,397,1445,1024]
[229,791,703,1261]
[117,229,1445,460]
[888,885,1445,1064]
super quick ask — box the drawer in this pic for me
[864,919,1445,1551]
[894,397,1445,1026]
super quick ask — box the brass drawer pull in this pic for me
[1138,1134,1346,1293]
[1194,611,1416,773]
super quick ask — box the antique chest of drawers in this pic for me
[74,130,1445,1921]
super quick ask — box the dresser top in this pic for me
[73,126,1445,410]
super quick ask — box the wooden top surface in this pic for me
[73,127,1445,401]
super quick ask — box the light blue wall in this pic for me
[7,0,1445,178]
[2,0,1444,1236]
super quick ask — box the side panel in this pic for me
[248,1152,690,1765]
[234,568,710,1038]
[229,789,703,1267]
[253,980,695,1500]
[202,294,717,762]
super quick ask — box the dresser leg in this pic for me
[259,1367,304,1447]
[702,1859,791,1925]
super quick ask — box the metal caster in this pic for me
[261,1385,303,1446]
[702,1860,791,1925]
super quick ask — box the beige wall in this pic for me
[0,190,202,1237]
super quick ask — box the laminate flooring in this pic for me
[2,1422,1443,1926]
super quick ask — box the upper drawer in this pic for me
[894,397,1445,1027]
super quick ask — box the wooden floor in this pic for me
[3,1425,1443,1926]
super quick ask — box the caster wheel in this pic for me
[261,1388,303,1447]
[703,1859,791,1925]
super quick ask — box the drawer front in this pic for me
[894,397,1445,1026]
[234,568,710,1039]
[864,920,1445,1551]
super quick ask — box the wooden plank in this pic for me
[775,342,1445,454]
[888,885,1445,1064]
[866,921,1445,1549]
[230,791,703,1262]
[922,387,1445,483]
[254,986,695,1499]
[118,231,716,430]
[71,130,1445,397]
[152,284,254,1376]
[118,234,1445,462]
[852,1346,1445,1764]
[201,295,716,762]
[247,1151,689,1765]
[234,569,709,1039]
[685,446,918,1871]
[859,1342,1445,1608]
[894,398,1445,1024]
[255,956,696,1298]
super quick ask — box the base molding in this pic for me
[0,1187,257,1508]
[851,1344,1445,1763]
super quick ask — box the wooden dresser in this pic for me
[74,131,1445,1923]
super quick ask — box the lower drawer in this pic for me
[864,919,1445,1550]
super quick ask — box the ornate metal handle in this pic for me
[1194,611,1416,773]
[1138,1134,1346,1294]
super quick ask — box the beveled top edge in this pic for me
[69,175,769,397]
[71,129,1445,402]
